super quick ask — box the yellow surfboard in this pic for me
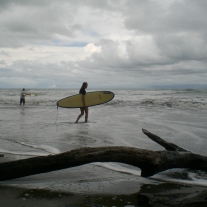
[57,91,115,108]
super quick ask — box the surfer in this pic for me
[75,82,88,123]
[20,88,29,105]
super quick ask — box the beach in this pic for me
[0,88,207,206]
[1,154,207,206]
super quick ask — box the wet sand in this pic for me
[0,185,140,207]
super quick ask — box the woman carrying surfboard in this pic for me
[75,82,88,123]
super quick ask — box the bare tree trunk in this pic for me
[0,129,207,181]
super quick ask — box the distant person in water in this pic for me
[20,88,29,105]
[75,82,88,123]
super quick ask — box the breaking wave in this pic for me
[106,98,207,110]
[140,99,207,110]
[0,89,206,110]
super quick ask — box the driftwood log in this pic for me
[0,129,207,181]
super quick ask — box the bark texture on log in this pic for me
[0,129,207,181]
[142,129,188,152]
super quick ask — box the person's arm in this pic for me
[22,92,27,97]
[82,94,86,107]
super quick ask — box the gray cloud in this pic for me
[0,0,207,88]
[124,0,207,34]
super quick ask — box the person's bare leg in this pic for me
[75,108,84,123]
[84,107,88,122]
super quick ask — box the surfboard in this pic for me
[57,91,115,108]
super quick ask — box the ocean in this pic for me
[0,88,207,205]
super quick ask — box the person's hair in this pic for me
[81,82,88,89]
[23,88,25,91]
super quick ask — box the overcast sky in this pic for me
[0,0,207,89]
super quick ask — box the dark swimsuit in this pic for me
[79,88,86,109]
[79,87,86,95]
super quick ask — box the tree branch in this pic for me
[0,129,206,181]
[142,129,188,152]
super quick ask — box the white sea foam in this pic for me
[16,142,60,154]
[152,172,207,187]
[0,148,48,156]
[93,163,207,188]
[92,162,141,176]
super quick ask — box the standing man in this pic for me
[75,82,88,123]
[20,88,28,105]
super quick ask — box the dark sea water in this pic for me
[0,88,207,205]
